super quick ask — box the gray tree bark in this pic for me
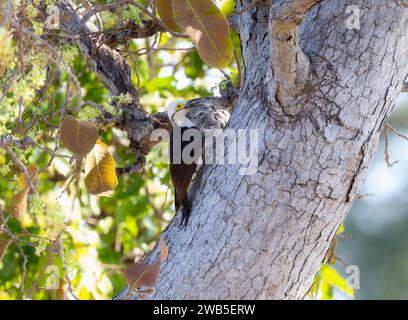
[115,0,408,300]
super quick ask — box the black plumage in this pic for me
[170,125,202,226]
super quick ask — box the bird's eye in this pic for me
[176,103,184,110]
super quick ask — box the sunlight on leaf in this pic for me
[172,0,233,68]
[320,264,355,298]
[18,166,38,189]
[155,0,182,33]
[84,140,118,196]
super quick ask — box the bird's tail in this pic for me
[180,195,192,227]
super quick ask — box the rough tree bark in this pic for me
[117,0,408,299]
[46,0,408,299]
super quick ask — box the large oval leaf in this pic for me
[124,260,161,290]
[172,0,233,68]
[60,115,98,156]
[154,0,182,33]
[123,240,168,290]
[10,188,29,220]
[84,140,118,196]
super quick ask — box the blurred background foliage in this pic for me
[0,0,404,300]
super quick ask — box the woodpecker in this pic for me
[167,99,231,226]
[168,100,202,226]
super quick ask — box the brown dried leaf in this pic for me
[172,0,233,68]
[154,0,182,33]
[326,238,337,265]
[10,188,29,220]
[124,240,168,291]
[60,115,98,156]
[84,140,118,196]
[124,259,161,290]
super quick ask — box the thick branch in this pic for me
[56,0,138,98]
[269,0,320,112]
[102,20,165,48]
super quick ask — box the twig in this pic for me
[386,123,408,141]
[57,235,80,300]
[230,0,259,17]
[384,123,408,168]
[4,145,38,195]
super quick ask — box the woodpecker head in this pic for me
[167,100,195,127]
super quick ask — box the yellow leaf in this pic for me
[337,224,345,235]
[84,140,118,196]
[172,0,233,68]
[154,0,182,33]
[10,188,29,220]
[60,115,98,156]
[320,264,355,297]
[18,165,38,189]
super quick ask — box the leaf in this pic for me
[0,239,11,262]
[154,0,182,33]
[84,140,118,196]
[60,115,98,156]
[123,239,168,290]
[326,238,337,265]
[124,260,162,290]
[320,264,355,297]
[18,165,38,189]
[10,188,29,220]
[172,0,233,68]
[11,165,37,220]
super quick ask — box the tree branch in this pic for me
[394,0,408,7]
[269,0,321,113]
[101,20,165,49]
[38,0,238,178]
[55,0,138,98]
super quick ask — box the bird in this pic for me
[167,99,231,226]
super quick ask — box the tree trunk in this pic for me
[115,0,408,299]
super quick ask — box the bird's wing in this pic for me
[170,163,197,210]
[170,127,201,210]
[185,102,230,131]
